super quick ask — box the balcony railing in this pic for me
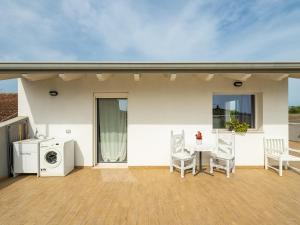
[289,122,300,142]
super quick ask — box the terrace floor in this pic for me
[1,169,300,224]
[0,142,300,225]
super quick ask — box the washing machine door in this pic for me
[44,149,62,168]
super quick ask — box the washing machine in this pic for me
[39,139,75,176]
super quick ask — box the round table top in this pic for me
[186,143,215,152]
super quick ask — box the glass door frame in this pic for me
[93,93,128,167]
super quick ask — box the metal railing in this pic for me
[0,116,29,179]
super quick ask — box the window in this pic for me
[213,94,255,129]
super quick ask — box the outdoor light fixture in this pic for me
[233,81,243,87]
[49,90,58,96]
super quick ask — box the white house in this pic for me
[1,62,300,168]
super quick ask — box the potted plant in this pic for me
[195,131,203,144]
[225,118,249,134]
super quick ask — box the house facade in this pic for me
[1,62,300,167]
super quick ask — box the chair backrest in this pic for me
[170,130,185,155]
[215,129,235,157]
[263,138,286,156]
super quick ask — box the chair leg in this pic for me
[231,159,235,173]
[192,157,196,175]
[279,159,283,176]
[170,158,174,172]
[209,158,213,174]
[180,160,184,178]
[226,160,230,178]
[285,161,288,170]
[264,155,268,170]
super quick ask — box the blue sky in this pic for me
[0,0,300,104]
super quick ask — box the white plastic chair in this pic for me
[264,138,300,176]
[210,130,235,178]
[170,130,196,178]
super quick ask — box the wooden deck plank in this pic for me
[1,166,300,225]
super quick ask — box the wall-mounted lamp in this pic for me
[49,90,58,96]
[233,81,243,87]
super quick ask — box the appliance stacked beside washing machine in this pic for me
[39,139,75,176]
[13,138,54,177]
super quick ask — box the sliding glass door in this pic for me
[97,98,128,163]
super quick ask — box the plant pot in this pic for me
[228,126,233,131]
[196,139,202,145]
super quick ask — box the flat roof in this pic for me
[0,61,299,72]
[0,62,300,79]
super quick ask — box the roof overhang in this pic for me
[1,62,300,81]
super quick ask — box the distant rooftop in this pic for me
[0,93,17,122]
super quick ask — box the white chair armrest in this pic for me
[210,147,218,157]
[184,148,194,155]
[289,148,300,154]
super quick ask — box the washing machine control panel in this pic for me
[40,140,62,148]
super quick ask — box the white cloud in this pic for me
[60,0,300,60]
[0,0,299,61]
[216,1,300,61]
[61,0,218,59]
[0,1,77,61]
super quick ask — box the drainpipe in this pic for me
[6,125,12,177]
[25,119,29,139]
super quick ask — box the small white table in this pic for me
[187,143,215,174]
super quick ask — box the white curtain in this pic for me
[98,99,127,162]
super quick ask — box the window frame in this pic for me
[212,92,260,131]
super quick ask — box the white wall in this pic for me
[18,74,288,166]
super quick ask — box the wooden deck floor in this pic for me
[1,165,300,225]
[290,141,300,149]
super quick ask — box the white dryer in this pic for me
[39,139,75,176]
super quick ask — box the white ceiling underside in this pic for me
[0,72,299,82]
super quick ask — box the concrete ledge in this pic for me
[0,116,28,128]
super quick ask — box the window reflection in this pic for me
[213,95,255,128]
